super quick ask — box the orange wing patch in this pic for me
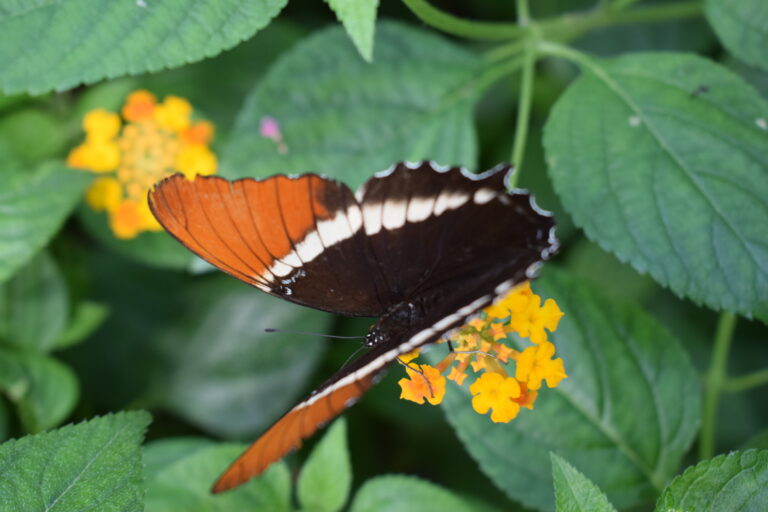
[212,374,375,493]
[149,174,328,287]
[275,174,330,245]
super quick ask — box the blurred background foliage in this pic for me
[0,0,766,511]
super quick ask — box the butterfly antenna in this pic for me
[264,328,364,340]
[340,344,369,370]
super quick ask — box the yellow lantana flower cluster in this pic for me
[67,90,217,239]
[398,282,566,423]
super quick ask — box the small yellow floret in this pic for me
[83,109,121,141]
[109,200,145,239]
[515,341,567,390]
[398,364,446,405]
[85,178,122,212]
[122,90,156,122]
[67,141,121,172]
[398,348,420,364]
[154,95,192,133]
[470,372,521,423]
[176,144,217,178]
[182,121,215,145]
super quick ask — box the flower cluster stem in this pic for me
[508,41,536,187]
[722,368,768,393]
[401,0,522,40]
[699,311,737,461]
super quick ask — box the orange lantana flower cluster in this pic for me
[398,282,566,423]
[67,91,217,239]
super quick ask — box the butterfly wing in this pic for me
[150,163,557,492]
[210,162,557,492]
[149,173,392,316]
[356,161,556,307]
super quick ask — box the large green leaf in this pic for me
[152,275,331,438]
[138,21,304,132]
[144,439,291,512]
[544,52,768,319]
[326,0,379,62]
[0,251,68,353]
[432,267,700,511]
[0,411,150,512]
[551,454,616,512]
[0,348,78,432]
[297,418,352,512]
[0,159,91,283]
[706,0,768,71]
[0,0,287,95]
[223,21,483,188]
[657,450,768,511]
[54,300,109,350]
[349,475,499,512]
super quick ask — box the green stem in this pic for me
[722,368,768,393]
[401,0,523,40]
[508,42,536,187]
[539,1,703,41]
[610,0,643,11]
[487,1,701,63]
[536,39,598,71]
[516,0,531,26]
[699,312,738,461]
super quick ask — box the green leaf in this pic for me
[657,450,768,511]
[349,475,499,512]
[0,159,91,283]
[77,205,194,270]
[551,453,617,512]
[544,52,768,319]
[325,0,379,62]
[0,411,150,512]
[0,348,78,432]
[0,0,288,95]
[298,418,351,512]
[152,275,331,438]
[0,251,68,353]
[223,21,483,189]
[144,439,291,512]
[138,21,304,132]
[143,438,216,480]
[55,300,109,349]
[0,108,67,164]
[431,267,700,511]
[706,0,768,71]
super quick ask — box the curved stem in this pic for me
[516,0,531,27]
[539,1,702,41]
[508,41,536,187]
[723,368,768,393]
[699,312,738,461]
[402,0,523,40]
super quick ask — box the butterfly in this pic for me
[148,161,558,492]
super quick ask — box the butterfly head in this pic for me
[364,327,386,348]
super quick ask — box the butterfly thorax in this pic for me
[364,299,425,348]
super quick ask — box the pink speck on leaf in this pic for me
[260,116,282,140]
